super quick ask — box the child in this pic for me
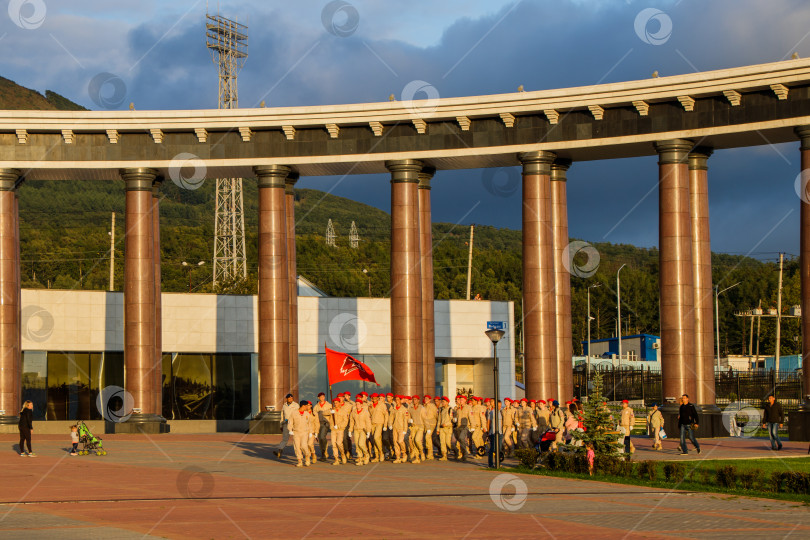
[586,442,595,476]
[70,425,79,455]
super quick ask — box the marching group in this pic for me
[274,391,593,467]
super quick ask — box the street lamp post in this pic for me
[587,283,601,398]
[715,281,741,371]
[182,261,206,292]
[485,328,505,469]
[615,264,626,399]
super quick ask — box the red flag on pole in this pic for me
[325,346,378,386]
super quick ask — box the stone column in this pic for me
[387,159,423,396]
[655,140,697,407]
[520,151,558,399]
[255,165,290,412]
[418,166,436,396]
[551,159,573,403]
[120,168,166,433]
[688,148,716,407]
[285,172,299,400]
[152,179,164,418]
[0,169,21,429]
[792,128,810,441]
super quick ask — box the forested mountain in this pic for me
[5,76,799,360]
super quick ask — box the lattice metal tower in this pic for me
[206,11,248,287]
[326,219,337,247]
[349,221,359,248]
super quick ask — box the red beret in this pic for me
[411,395,420,400]
[520,398,528,403]
[441,396,450,402]
[361,391,369,396]
[622,399,629,404]
[456,395,466,400]
[529,399,536,403]
[317,392,325,397]
[306,401,312,405]
[423,395,432,400]
[386,392,394,397]
[565,401,572,405]
[356,397,363,402]
[538,400,547,404]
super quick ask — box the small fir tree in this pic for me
[572,372,621,456]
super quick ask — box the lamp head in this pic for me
[485,329,505,344]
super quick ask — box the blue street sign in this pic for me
[487,321,505,331]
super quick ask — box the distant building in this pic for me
[582,334,660,362]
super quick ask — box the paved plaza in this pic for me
[1,433,807,539]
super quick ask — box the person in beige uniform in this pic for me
[408,395,425,463]
[349,397,372,466]
[390,395,410,463]
[535,399,550,432]
[306,400,319,459]
[331,397,349,465]
[313,392,333,462]
[275,393,299,459]
[516,398,537,448]
[368,393,389,462]
[501,398,517,457]
[549,400,565,451]
[467,396,485,459]
[647,403,664,450]
[288,400,314,467]
[452,395,470,461]
[437,396,453,460]
[620,399,636,454]
[421,395,438,460]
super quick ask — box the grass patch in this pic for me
[514,456,810,504]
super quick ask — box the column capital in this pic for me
[0,169,21,191]
[518,151,556,175]
[284,171,300,194]
[386,159,423,183]
[120,168,159,191]
[796,126,810,150]
[418,166,436,189]
[654,139,693,165]
[254,165,291,189]
[550,159,572,181]
[688,147,714,171]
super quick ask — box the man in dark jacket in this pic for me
[678,394,701,456]
[762,395,784,451]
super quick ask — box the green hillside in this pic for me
[4,76,798,361]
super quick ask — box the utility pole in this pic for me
[775,252,784,370]
[616,263,626,369]
[109,211,115,291]
[466,224,474,300]
[755,299,762,368]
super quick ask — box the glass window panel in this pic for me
[89,353,102,420]
[161,353,173,419]
[21,351,47,421]
[298,354,328,402]
[213,353,252,420]
[171,354,213,420]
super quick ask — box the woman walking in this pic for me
[18,400,36,457]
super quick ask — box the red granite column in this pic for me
[254,165,290,411]
[689,148,716,406]
[152,180,164,418]
[797,127,810,406]
[551,159,573,403]
[520,151,558,399]
[418,166,436,396]
[0,169,21,427]
[285,172,299,400]
[386,159,423,396]
[654,140,697,402]
[121,168,165,432]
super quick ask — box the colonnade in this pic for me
[3,131,810,429]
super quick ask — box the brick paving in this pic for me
[0,433,807,539]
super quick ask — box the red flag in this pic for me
[325,346,378,386]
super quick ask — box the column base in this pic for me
[788,409,810,442]
[248,410,282,434]
[0,415,20,433]
[111,413,170,434]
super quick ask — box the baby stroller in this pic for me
[76,420,107,455]
[538,430,556,452]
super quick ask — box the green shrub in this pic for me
[715,465,738,489]
[783,472,810,494]
[571,453,589,474]
[738,468,762,490]
[768,471,784,493]
[616,460,635,477]
[514,448,539,468]
[594,454,621,476]
[638,461,657,481]
[663,462,685,482]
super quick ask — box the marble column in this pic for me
[689,148,716,406]
[152,179,164,418]
[285,172,299,400]
[797,127,810,405]
[418,166,436,396]
[520,151,558,399]
[655,140,697,402]
[386,159,423,396]
[120,168,166,432]
[551,159,573,403]
[255,165,290,411]
[0,169,21,427]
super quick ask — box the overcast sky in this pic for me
[3,0,810,258]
